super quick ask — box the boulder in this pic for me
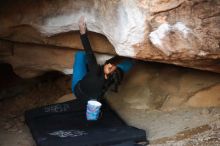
[0,0,220,74]
[106,62,220,141]
[107,62,220,111]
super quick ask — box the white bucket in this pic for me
[86,100,102,121]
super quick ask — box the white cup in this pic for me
[86,100,102,121]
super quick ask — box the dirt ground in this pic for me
[0,63,219,146]
[0,64,72,146]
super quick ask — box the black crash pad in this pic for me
[25,99,146,146]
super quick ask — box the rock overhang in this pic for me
[0,0,220,73]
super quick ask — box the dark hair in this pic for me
[100,67,124,99]
[105,56,126,66]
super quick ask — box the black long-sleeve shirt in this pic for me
[74,33,106,100]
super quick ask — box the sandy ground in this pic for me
[0,63,220,146]
[107,96,220,145]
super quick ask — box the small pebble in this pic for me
[8,126,18,132]
[4,122,11,129]
[201,109,210,115]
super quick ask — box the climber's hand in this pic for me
[104,63,117,79]
[79,16,86,34]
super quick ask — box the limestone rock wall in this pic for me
[0,0,220,74]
